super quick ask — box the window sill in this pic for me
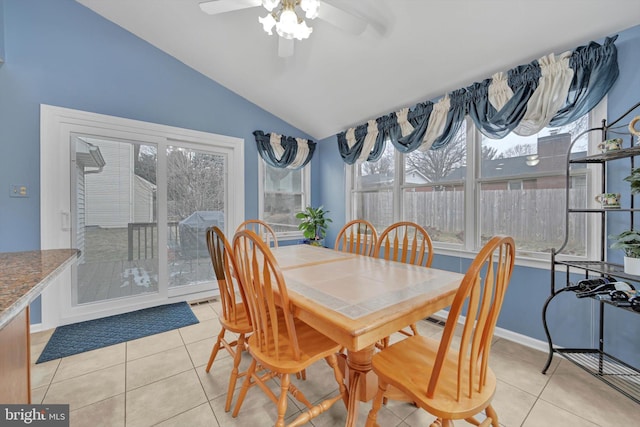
[435,246,554,270]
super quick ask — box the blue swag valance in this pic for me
[253,130,316,170]
[337,35,619,164]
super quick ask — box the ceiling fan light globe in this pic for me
[300,0,320,19]
[259,14,276,35]
[262,0,280,12]
[294,21,313,40]
[276,9,298,38]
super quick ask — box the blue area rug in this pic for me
[36,302,199,363]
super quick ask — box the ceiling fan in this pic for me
[199,0,373,57]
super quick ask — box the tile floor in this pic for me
[30,300,640,427]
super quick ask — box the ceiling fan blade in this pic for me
[199,0,262,15]
[278,38,294,58]
[318,1,368,35]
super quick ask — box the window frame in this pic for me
[258,159,311,240]
[347,101,606,268]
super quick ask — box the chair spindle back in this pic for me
[427,235,515,401]
[375,221,433,267]
[233,229,300,361]
[334,219,378,256]
[206,226,247,325]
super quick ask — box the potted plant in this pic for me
[624,167,640,194]
[609,230,640,275]
[296,205,332,246]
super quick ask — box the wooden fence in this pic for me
[361,188,587,253]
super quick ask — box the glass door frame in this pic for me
[40,105,244,328]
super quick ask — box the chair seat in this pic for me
[218,302,253,334]
[247,317,341,374]
[372,334,497,419]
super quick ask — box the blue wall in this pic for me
[0,1,5,63]
[316,24,640,368]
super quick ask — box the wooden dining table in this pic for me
[270,244,464,427]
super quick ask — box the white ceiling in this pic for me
[75,0,640,140]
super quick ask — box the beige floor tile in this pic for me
[27,312,640,427]
[125,370,207,427]
[185,335,225,369]
[489,349,552,396]
[179,318,219,344]
[377,397,422,421]
[313,397,407,427]
[31,340,49,363]
[492,379,538,427]
[30,328,55,346]
[281,358,343,411]
[43,363,125,411]
[69,394,125,427]
[523,398,600,427]
[30,385,48,404]
[126,345,194,390]
[126,329,184,361]
[53,343,125,382]
[208,377,302,427]
[491,337,559,371]
[401,405,444,426]
[189,303,217,321]
[208,299,222,316]
[154,402,218,427]
[196,352,250,402]
[539,360,640,426]
[31,358,60,388]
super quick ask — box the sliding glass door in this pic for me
[40,105,244,327]
[73,135,159,306]
[166,145,226,294]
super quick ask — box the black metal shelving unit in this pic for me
[542,101,640,405]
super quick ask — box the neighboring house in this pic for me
[74,137,106,262]
[442,132,587,190]
[83,137,156,228]
[405,168,429,184]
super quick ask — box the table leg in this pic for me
[344,345,376,427]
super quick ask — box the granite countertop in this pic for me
[0,249,78,329]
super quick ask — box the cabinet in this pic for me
[542,101,640,404]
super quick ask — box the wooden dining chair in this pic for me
[366,235,516,427]
[231,229,348,426]
[236,219,279,248]
[374,221,434,345]
[204,226,253,413]
[334,219,378,256]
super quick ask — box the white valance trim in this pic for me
[357,120,379,162]
[419,95,451,151]
[514,51,574,136]
[290,138,310,169]
[397,107,414,137]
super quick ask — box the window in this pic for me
[403,121,466,245]
[349,107,601,261]
[479,116,590,256]
[351,142,395,231]
[259,162,310,239]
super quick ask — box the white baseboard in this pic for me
[431,310,550,354]
[29,323,47,334]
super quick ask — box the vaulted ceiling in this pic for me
[75,0,640,140]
